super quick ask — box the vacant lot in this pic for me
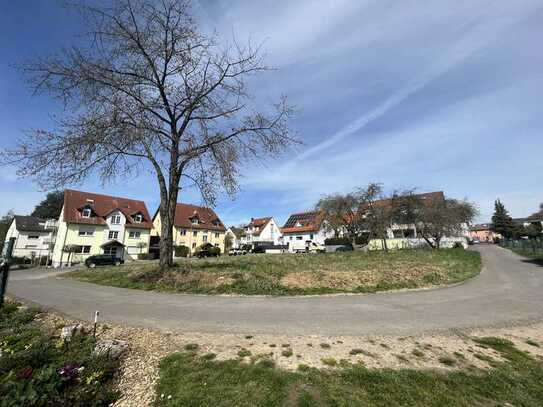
[68,249,480,296]
[155,337,543,406]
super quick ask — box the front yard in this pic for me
[68,248,481,296]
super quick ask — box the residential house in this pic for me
[280,211,331,249]
[52,190,153,267]
[469,223,501,243]
[514,207,543,231]
[152,203,226,255]
[4,216,58,261]
[225,227,244,249]
[242,217,282,245]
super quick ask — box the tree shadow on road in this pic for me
[521,258,543,267]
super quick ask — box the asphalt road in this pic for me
[7,245,543,335]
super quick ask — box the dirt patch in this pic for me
[281,266,447,290]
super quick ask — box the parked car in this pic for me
[290,240,326,253]
[85,255,124,268]
[228,248,247,256]
[335,244,354,252]
[197,243,221,258]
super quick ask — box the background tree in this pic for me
[357,183,393,252]
[31,191,64,219]
[415,197,477,249]
[0,210,15,254]
[491,199,515,239]
[2,0,295,269]
[315,193,358,241]
[224,233,233,251]
[136,241,148,254]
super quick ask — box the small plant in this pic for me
[281,349,293,357]
[526,339,540,348]
[453,351,466,359]
[349,348,364,355]
[380,343,390,349]
[395,354,409,363]
[184,343,199,351]
[297,363,310,372]
[438,356,456,367]
[237,349,251,358]
[256,359,275,369]
[202,353,216,360]
[245,335,253,339]
[412,349,424,357]
[306,343,313,347]
[321,357,338,367]
[281,343,290,348]
[320,343,331,349]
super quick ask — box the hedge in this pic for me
[174,245,190,258]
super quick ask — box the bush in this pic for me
[453,242,465,249]
[137,253,154,260]
[174,245,190,258]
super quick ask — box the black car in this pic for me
[335,245,354,252]
[85,255,124,268]
[196,243,220,258]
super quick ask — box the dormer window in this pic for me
[82,208,91,218]
[134,214,143,223]
[111,214,121,225]
[212,219,221,226]
[191,217,199,225]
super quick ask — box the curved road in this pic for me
[7,245,543,335]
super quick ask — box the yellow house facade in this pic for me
[152,203,227,255]
[52,190,153,267]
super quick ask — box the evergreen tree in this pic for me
[31,191,64,219]
[491,199,515,239]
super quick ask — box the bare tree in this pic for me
[414,197,477,249]
[315,193,358,241]
[357,183,393,252]
[1,0,296,269]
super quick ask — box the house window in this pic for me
[296,236,303,240]
[28,235,39,240]
[77,245,91,254]
[79,229,94,236]
[192,242,196,249]
[193,231,197,237]
[111,215,121,225]
[25,245,37,249]
[134,214,143,223]
[191,218,199,225]
[215,233,220,238]
[180,229,187,236]
[289,236,293,240]
[203,235,208,243]
[103,246,117,256]
[82,208,91,218]
[108,231,119,240]
[129,231,141,239]
[309,234,314,240]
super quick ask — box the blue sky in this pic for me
[1,0,542,226]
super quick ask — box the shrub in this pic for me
[174,245,190,258]
[137,253,154,260]
[453,242,465,249]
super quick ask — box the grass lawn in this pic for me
[0,301,120,405]
[68,248,481,296]
[154,337,543,406]
[507,246,543,265]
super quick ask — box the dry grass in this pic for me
[68,249,481,296]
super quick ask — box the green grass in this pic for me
[0,302,120,405]
[154,337,543,406]
[68,248,481,296]
[507,246,543,264]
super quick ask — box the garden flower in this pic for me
[58,362,82,379]
[17,367,33,380]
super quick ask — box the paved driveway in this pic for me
[7,245,543,335]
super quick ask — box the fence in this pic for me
[501,238,543,257]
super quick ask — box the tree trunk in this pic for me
[158,170,181,270]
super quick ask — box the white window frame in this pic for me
[77,245,91,254]
[193,230,198,237]
[110,215,121,225]
[191,218,199,225]
[108,231,119,240]
[27,235,39,240]
[215,232,220,238]
[129,231,141,239]
[78,229,94,237]
[82,208,91,218]
[202,235,208,243]
[134,214,143,223]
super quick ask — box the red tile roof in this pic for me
[62,189,152,229]
[281,211,324,234]
[246,217,272,236]
[359,191,445,212]
[171,203,226,232]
